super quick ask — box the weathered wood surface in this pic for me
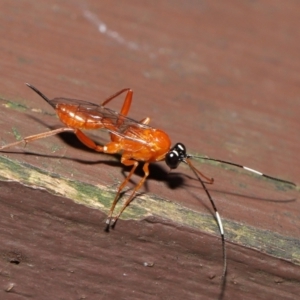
[0,1,299,299]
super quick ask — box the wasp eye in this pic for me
[165,151,180,169]
[174,143,186,154]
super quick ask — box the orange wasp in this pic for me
[0,84,296,278]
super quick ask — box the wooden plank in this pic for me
[0,0,299,298]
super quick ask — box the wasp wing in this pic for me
[49,97,152,146]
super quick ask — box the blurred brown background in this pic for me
[0,1,299,299]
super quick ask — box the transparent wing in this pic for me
[50,97,152,145]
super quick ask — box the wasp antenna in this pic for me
[194,156,296,187]
[25,83,53,107]
[186,158,227,279]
